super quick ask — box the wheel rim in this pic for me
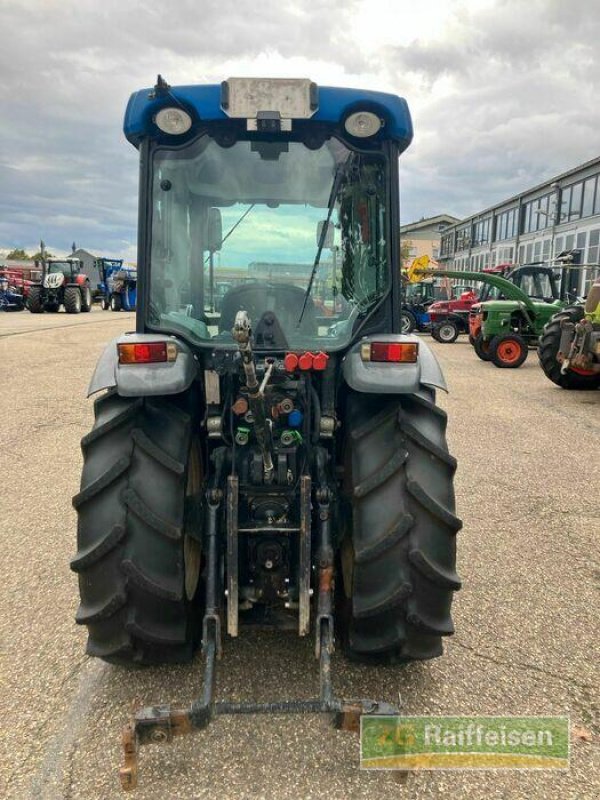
[184,442,202,601]
[439,324,456,341]
[400,315,411,333]
[569,365,597,377]
[497,340,522,364]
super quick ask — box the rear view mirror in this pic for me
[317,220,334,249]
[208,208,223,252]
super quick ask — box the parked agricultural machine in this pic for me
[28,249,92,314]
[0,264,41,304]
[72,76,462,788]
[405,259,513,343]
[538,277,600,389]
[399,279,438,333]
[0,274,25,311]
[417,263,573,366]
[97,258,137,311]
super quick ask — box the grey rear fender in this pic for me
[87,333,199,398]
[342,334,447,394]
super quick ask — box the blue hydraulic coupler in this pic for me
[288,409,303,428]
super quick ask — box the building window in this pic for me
[560,186,572,223]
[456,227,470,251]
[582,177,596,218]
[588,229,600,264]
[533,241,542,260]
[521,193,554,233]
[569,182,583,221]
[494,207,518,241]
[554,236,564,256]
[542,239,551,261]
[472,216,491,246]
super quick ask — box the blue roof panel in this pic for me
[123,82,413,151]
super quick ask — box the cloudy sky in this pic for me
[1,0,599,260]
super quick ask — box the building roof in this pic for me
[71,248,97,259]
[400,214,460,234]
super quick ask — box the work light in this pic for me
[344,111,382,137]
[155,107,192,135]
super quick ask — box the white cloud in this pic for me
[0,0,599,254]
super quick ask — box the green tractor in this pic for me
[419,266,565,367]
[538,276,600,389]
[72,76,461,788]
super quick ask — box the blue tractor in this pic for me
[72,76,461,788]
[96,258,137,311]
[0,274,25,311]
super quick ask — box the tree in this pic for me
[6,248,29,260]
[31,250,54,261]
[401,239,415,263]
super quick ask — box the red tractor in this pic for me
[28,258,92,314]
[427,264,512,343]
[0,265,42,301]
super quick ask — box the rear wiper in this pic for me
[297,161,348,327]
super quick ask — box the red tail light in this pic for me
[118,342,177,364]
[361,342,418,363]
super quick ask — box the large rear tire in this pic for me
[81,285,92,312]
[71,392,203,665]
[64,286,82,314]
[340,391,462,662]
[27,286,44,313]
[537,306,600,390]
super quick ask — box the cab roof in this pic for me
[124,81,413,152]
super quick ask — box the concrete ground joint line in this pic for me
[28,659,108,800]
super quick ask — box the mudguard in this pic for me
[342,334,447,394]
[87,333,198,397]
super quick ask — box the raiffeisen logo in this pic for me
[361,716,570,770]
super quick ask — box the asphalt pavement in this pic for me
[0,306,598,800]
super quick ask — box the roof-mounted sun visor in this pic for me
[221,77,318,132]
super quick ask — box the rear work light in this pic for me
[118,342,178,364]
[360,342,419,363]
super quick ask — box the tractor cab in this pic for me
[44,258,82,285]
[124,78,415,352]
[478,263,560,304]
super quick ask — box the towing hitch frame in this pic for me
[119,476,398,791]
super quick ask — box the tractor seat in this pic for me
[218,282,317,339]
